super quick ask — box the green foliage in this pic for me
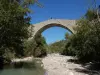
[73,20,100,61]
[48,40,66,53]
[24,34,47,57]
[61,39,76,56]
[65,32,71,39]
[0,0,35,64]
[61,33,76,56]
[24,39,37,56]
[85,9,97,21]
[33,35,47,57]
[63,8,100,62]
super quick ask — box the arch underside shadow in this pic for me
[34,23,73,39]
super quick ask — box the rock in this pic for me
[42,53,88,75]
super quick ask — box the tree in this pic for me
[63,8,100,62]
[0,0,38,65]
[33,34,47,57]
[61,33,76,56]
[48,40,66,53]
[24,38,37,56]
[24,34,47,57]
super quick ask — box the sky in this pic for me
[29,0,100,44]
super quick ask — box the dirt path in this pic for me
[42,53,88,75]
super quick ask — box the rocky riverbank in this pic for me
[42,53,90,75]
[11,56,33,63]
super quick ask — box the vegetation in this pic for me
[0,0,37,66]
[61,33,76,56]
[24,34,47,57]
[48,40,66,53]
[24,38,36,57]
[33,34,47,57]
[62,8,100,62]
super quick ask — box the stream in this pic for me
[0,59,45,75]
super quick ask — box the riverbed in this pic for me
[1,54,99,75]
[42,53,99,75]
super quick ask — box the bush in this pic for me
[33,34,47,57]
[24,34,47,57]
[48,40,66,53]
[61,37,76,56]
[62,9,100,62]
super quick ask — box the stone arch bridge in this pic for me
[29,19,76,38]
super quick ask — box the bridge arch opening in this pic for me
[34,23,73,40]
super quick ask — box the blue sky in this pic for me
[29,0,100,44]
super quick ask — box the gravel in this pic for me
[42,53,88,75]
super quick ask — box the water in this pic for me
[0,59,45,75]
